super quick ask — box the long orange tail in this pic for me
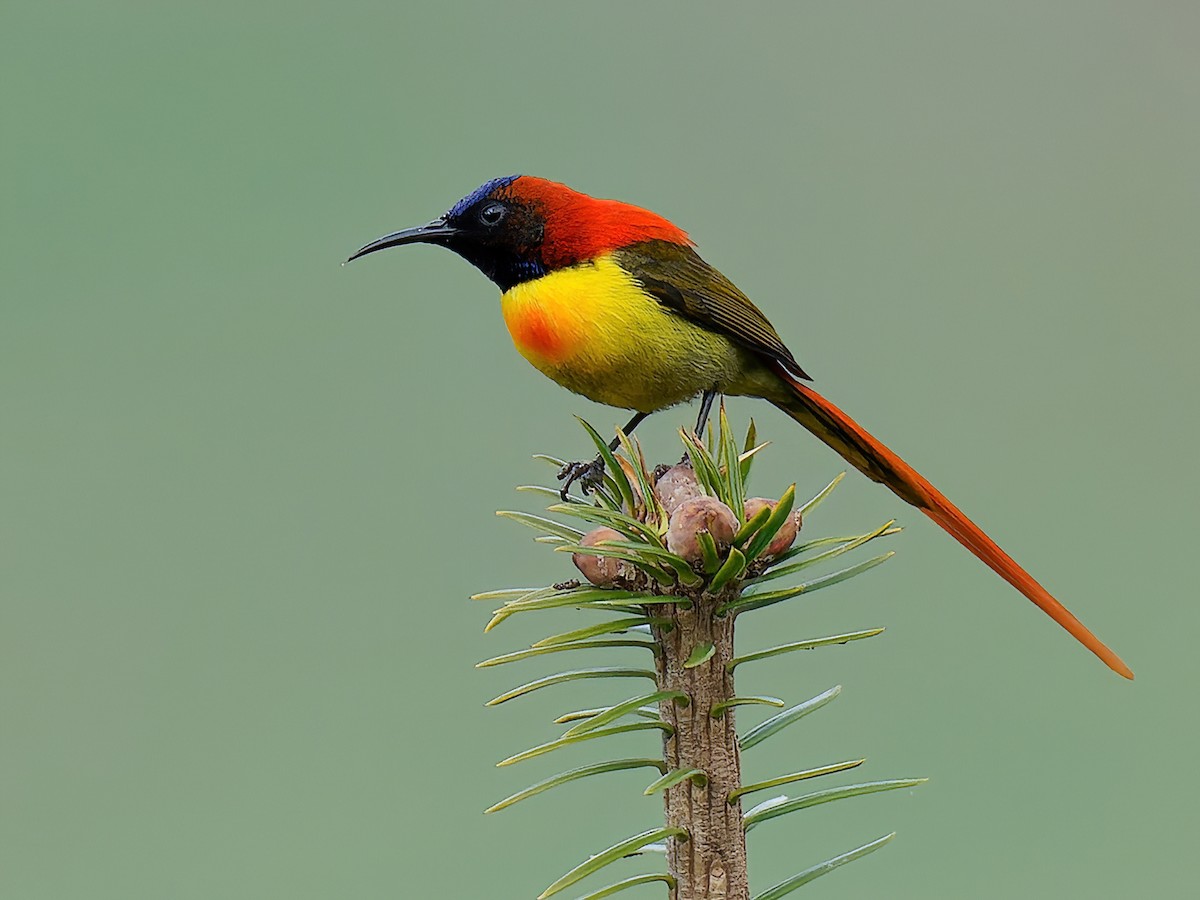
[770,366,1132,679]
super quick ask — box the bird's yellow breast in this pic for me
[500,252,746,412]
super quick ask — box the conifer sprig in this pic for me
[480,409,924,899]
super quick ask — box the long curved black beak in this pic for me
[346,219,458,263]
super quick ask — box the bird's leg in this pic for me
[679,389,719,466]
[558,411,650,500]
[694,389,718,437]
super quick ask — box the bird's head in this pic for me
[347,175,690,291]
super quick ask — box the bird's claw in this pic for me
[558,455,606,501]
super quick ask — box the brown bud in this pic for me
[743,497,774,523]
[666,496,738,563]
[572,527,628,586]
[653,464,704,516]
[743,497,802,558]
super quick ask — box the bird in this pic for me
[347,175,1132,680]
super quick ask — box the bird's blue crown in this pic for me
[446,174,520,219]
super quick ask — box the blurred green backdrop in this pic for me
[3,2,1196,897]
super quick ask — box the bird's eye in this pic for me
[478,202,507,226]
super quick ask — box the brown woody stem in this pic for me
[651,594,747,900]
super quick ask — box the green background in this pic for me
[3,2,1196,897]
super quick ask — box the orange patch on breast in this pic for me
[505,303,562,361]
[500,255,630,372]
[502,298,586,366]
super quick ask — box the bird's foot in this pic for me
[651,455,691,480]
[558,455,606,501]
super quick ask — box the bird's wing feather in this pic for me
[616,240,811,380]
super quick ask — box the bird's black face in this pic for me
[347,175,547,291]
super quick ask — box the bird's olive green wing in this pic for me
[616,240,811,381]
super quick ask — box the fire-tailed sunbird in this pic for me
[348,175,1132,679]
